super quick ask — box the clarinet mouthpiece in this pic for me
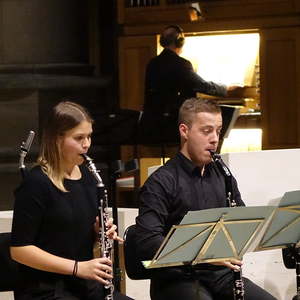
[81,153,104,187]
[208,150,221,162]
[80,153,91,162]
[208,150,214,156]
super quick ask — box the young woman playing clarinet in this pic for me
[10,101,123,300]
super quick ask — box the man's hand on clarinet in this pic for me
[211,258,243,271]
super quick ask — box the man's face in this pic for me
[179,112,222,166]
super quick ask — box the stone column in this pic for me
[0,0,111,210]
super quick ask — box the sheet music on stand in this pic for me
[217,105,241,152]
[220,105,241,139]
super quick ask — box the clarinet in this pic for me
[209,150,245,300]
[81,153,114,300]
[19,130,35,179]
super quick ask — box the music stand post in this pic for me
[109,159,139,291]
[92,109,142,293]
[138,111,180,162]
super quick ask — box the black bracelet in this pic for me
[72,260,78,277]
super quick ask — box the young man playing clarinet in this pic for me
[135,97,277,300]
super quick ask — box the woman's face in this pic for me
[59,120,93,168]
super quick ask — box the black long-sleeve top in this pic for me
[135,152,244,275]
[144,48,227,115]
[140,49,228,144]
[11,165,98,283]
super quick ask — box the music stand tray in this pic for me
[142,206,275,269]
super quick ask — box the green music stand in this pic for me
[255,190,300,300]
[142,206,275,269]
[256,190,300,251]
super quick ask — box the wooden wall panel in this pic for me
[117,0,300,151]
[199,0,296,20]
[118,36,157,110]
[260,27,300,149]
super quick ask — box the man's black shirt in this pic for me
[144,48,227,115]
[135,152,244,267]
[139,49,228,145]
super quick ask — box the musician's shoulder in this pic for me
[15,166,49,197]
[28,165,43,176]
[24,165,48,185]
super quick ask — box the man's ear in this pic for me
[179,123,189,140]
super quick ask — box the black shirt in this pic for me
[11,165,98,282]
[135,152,244,263]
[140,48,228,145]
[144,49,227,115]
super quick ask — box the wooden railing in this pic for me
[118,0,200,24]
[124,0,199,8]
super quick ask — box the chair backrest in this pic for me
[123,224,151,280]
[0,232,21,291]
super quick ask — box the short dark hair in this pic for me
[159,25,185,48]
[178,97,221,127]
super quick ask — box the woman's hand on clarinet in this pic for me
[94,217,124,243]
[211,258,243,271]
[77,258,113,285]
[106,217,124,243]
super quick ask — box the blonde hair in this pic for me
[178,97,221,128]
[37,101,93,192]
